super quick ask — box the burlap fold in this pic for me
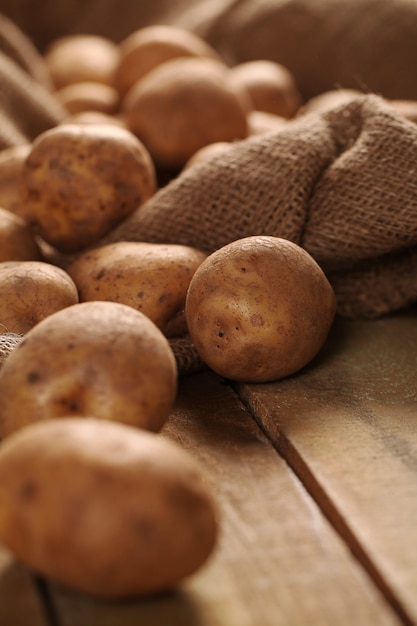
[0,14,67,150]
[104,95,417,320]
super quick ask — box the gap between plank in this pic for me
[235,387,416,626]
[34,576,60,626]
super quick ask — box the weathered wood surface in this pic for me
[237,312,417,625]
[0,313,415,625]
[48,369,402,626]
[0,545,48,626]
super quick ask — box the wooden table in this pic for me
[1,311,416,626]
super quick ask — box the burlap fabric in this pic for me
[104,95,417,320]
[1,3,417,375]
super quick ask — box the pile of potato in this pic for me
[0,23,340,599]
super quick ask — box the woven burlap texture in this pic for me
[105,94,417,321]
[0,14,66,150]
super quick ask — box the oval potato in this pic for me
[0,260,79,335]
[0,301,177,436]
[20,123,156,253]
[185,236,336,383]
[229,60,302,118]
[44,34,120,89]
[0,208,42,263]
[123,57,250,170]
[55,81,120,115]
[66,241,207,334]
[113,24,221,98]
[0,417,218,598]
[0,144,31,217]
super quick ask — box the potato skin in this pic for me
[185,236,336,382]
[0,260,79,334]
[114,24,221,97]
[66,241,207,333]
[0,418,218,598]
[44,34,120,89]
[0,208,42,263]
[0,301,177,437]
[20,123,156,253]
[123,57,249,169]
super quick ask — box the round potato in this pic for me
[0,260,79,335]
[0,208,42,262]
[62,110,126,128]
[229,60,302,119]
[246,110,288,136]
[113,24,221,98]
[44,34,121,89]
[20,123,156,253]
[0,418,218,598]
[0,301,177,436]
[122,57,250,170]
[66,241,207,334]
[185,236,336,383]
[183,141,233,170]
[54,81,120,115]
[0,144,31,217]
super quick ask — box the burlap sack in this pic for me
[104,94,417,322]
[0,14,66,149]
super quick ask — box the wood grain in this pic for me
[237,312,417,625]
[48,371,401,626]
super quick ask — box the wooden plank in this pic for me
[237,312,417,625]
[0,544,50,626]
[48,372,401,626]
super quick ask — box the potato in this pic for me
[246,110,289,136]
[298,88,363,116]
[0,208,42,262]
[185,236,336,383]
[66,241,207,335]
[0,144,31,217]
[54,81,120,115]
[0,418,218,598]
[0,260,79,335]
[0,301,177,436]
[183,141,233,170]
[113,24,221,98]
[62,110,126,128]
[389,99,417,124]
[229,60,302,119]
[122,57,250,170]
[44,34,121,89]
[20,123,156,253]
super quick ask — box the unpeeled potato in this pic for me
[20,123,156,253]
[0,260,79,335]
[0,208,42,263]
[229,60,302,119]
[66,241,207,335]
[185,236,336,383]
[0,144,31,217]
[0,301,177,436]
[122,57,250,170]
[183,141,233,170]
[54,81,120,115]
[113,24,221,98]
[0,417,218,598]
[44,34,121,89]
